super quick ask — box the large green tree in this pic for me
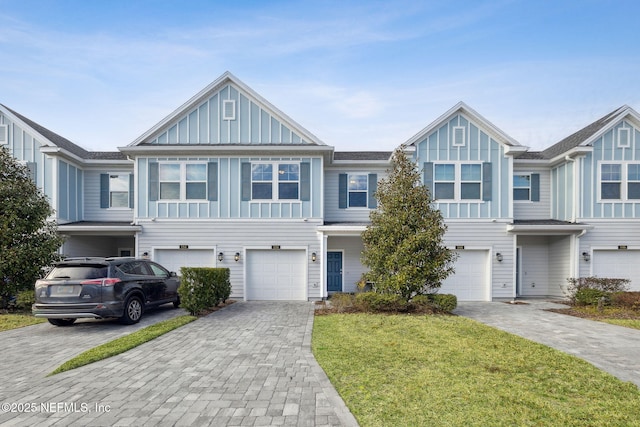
[0,147,63,307]
[361,148,456,300]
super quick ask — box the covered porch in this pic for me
[57,221,141,258]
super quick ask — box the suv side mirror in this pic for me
[169,271,177,277]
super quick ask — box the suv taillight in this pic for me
[80,278,122,286]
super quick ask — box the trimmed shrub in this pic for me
[354,292,408,312]
[329,293,355,312]
[611,292,640,310]
[15,289,35,311]
[178,267,231,315]
[566,277,630,306]
[429,293,457,312]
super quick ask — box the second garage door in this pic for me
[246,250,306,300]
[593,250,640,291]
[154,249,216,276]
[439,250,489,301]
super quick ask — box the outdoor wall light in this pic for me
[234,252,240,262]
[496,252,503,262]
[311,252,317,262]
[582,251,591,262]
[218,252,224,262]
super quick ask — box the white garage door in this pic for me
[246,250,306,300]
[154,249,216,276]
[593,250,640,291]
[439,250,489,301]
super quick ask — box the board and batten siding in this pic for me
[414,113,511,219]
[513,167,551,220]
[57,159,83,223]
[147,83,312,146]
[551,162,575,221]
[327,236,366,293]
[443,222,514,299]
[84,169,135,222]
[0,112,53,200]
[137,156,322,220]
[579,121,640,219]
[137,220,322,300]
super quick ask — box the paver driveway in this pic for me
[0,302,357,426]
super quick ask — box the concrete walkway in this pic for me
[0,302,358,426]
[454,300,640,388]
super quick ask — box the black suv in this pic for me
[33,257,180,326]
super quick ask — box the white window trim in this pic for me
[223,100,236,121]
[250,162,301,201]
[433,162,484,202]
[347,172,369,209]
[107,172,131,210]
[596,161,640,202]
[618,127,631,148]
[0,124,7,145]
[513,173,532,203]
[158,162,208,202]
[452,126,466,147]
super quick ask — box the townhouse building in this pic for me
[2,72,638,301]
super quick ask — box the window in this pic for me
[434,164,455,200]
[186,164,207,199]
[601,164,622,200]
[513,175,531,201]
[109,175,130,208]
[348,174,368,207]
[251,164,273,199]
[278,164,299,200]
[148,262,169,278]
[460,164,481,199]
[159,164,181,200]
[628,164,640,199]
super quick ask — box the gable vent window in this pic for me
[618,128,630,148]
[223,100,236,121]
[0,124,7,145]
[453,126,465,147]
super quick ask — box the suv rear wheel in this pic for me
[48,318,76,327]
[120,295,143,325]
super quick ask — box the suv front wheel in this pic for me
[120,295,144,325]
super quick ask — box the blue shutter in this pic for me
[128,173,134,208]
[368,173,377,208]
[531,173,540,202]
[300,162,310,201]
[207,162,218,201]
[149,163,159,202]
[423,163,434,198]
[241,162,251,201]
[100,173,109,208]
[338,173,348,209]
[482,162,492,201]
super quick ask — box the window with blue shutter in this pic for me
[101,173,131,208]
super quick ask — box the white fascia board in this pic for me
[506,223,593,234]
[57,224,142,233]
[548,146,593,166]
[118,144,334,157]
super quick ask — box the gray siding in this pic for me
[84,169,135,222]
[513,166,551,220]
[578,221,640,277]
[324,168,387,223]
[137,220,322,300]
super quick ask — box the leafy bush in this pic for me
[611,292,640,310]
[15,289,35,311]
[566,277,630,306]
[178,267,231,315]
[354,292,408,312]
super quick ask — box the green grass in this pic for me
[313,314,640,427]
[49,315,197,376]
[599,318,640,329]
[554,306,640,330]
[0,313,46,331]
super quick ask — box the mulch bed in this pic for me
[546,306,640,320]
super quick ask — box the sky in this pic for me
[0,0,639,153]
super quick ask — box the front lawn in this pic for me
[313,314,640,427]
[549,306,640,330]
[0,313,45,331]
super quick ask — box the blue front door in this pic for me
[327,251,343,292]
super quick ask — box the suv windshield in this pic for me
[47,265,108,280]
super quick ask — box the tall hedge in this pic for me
[178,267,231,315]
